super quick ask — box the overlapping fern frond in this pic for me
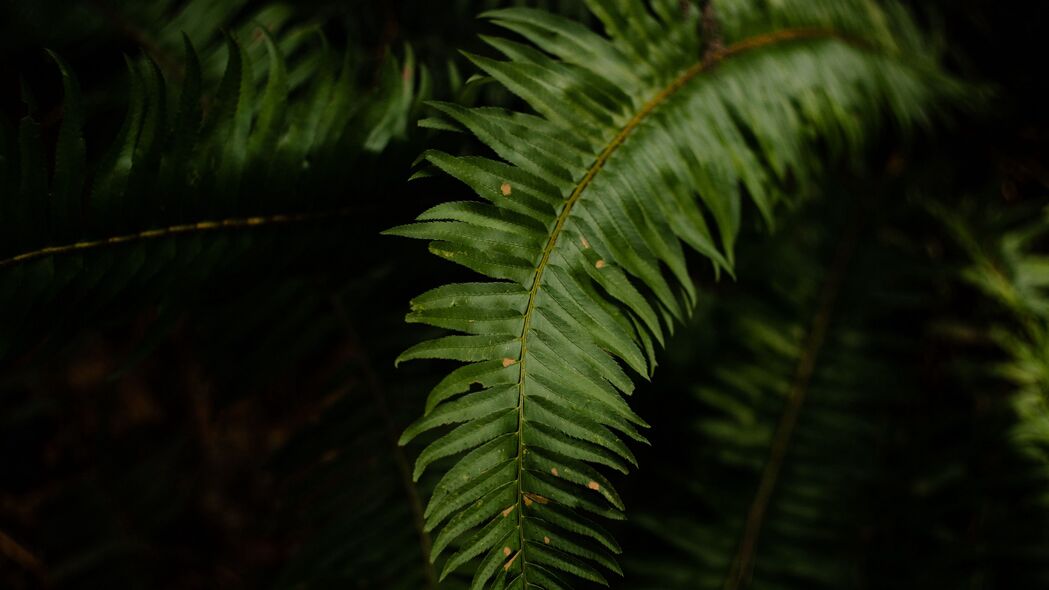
[618,192,926,588]
[929,199,1049,585]
[388,1,956,587]
[0,18,423,362]
[608,191,1049,590]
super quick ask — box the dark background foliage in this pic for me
[1,1,1046,588]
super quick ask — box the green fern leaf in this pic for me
[0,24,424,363]
[391,0,956,587]
[618,193,900,589]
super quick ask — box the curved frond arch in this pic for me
[390,1,958,587]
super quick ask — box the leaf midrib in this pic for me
[0,208,355,270]
[508,27,840,583]
[722,209,860,590]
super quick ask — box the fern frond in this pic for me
[0,29,423,363]
[390,1,954,586]
[618,194,917,588]
[926,197,1049,585]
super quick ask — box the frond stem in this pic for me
[723,210,861,590]
[0,207,356,270]
[700,0,724,65]
[511,26,847,582]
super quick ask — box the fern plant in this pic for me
[6,1,1048,589]
[389,1,956,587]
[0,20,423,363]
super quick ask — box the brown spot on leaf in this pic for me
[580,237,590,249]
[587,481,601,490]
[544,536,551,544]
[503,546,512,557]
[550,467,559,477]
[501,505,516,518]
[524,493,550,505]
[500,182,512,196]
[503,551,520,571]
[595,259,606,269]
[502,357,516,368]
